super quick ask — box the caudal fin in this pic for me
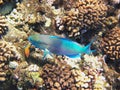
[84,37,96,54]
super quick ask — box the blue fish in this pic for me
[28,34,95,59]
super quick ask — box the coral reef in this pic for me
[52,0,76,10]
[0,0,119,89]
[99,57,120,89]
[11,63,43,90]
[4,21,28,43]
[0,41,21,82]
[71,55,110,90]
[72,68,109,90]
[6,2,45,26]
[42,61,76,90]
[17,0,46,24]
[0,15,7,37]
[99,27,120,60]
[42,56,110,90]
[6,0,55,35]
[55,0,109,38]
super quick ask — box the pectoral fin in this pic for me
[43,49,53,60]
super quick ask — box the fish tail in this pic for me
[84,37,96,54]
[25,43,31,58]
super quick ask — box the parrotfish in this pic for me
[27,34,95,59]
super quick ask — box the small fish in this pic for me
[28,34,95,59]
[24,43,31,58]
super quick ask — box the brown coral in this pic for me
[0,41,21,81]
[0,15,7,37]
[42,61,77,90]
[55,0,109,38]
[100,27,120,60]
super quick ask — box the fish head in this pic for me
[28,34,41,43]
[28,34,51,50]
[28,34,51,44]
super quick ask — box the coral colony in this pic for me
[0,15,7,37]
[0,0,119,90]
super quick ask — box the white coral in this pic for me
[83,55,103,70]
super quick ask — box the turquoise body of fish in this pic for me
[28,34,95,59]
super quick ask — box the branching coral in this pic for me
[55,0,109,38]
[0,41,21,81]
[0,15,8,37]
[100,27,120,60]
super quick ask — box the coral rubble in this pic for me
[12,63,43,90]
[55,0,109,38]
[100,27,120,60]
[6,0,55,35]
